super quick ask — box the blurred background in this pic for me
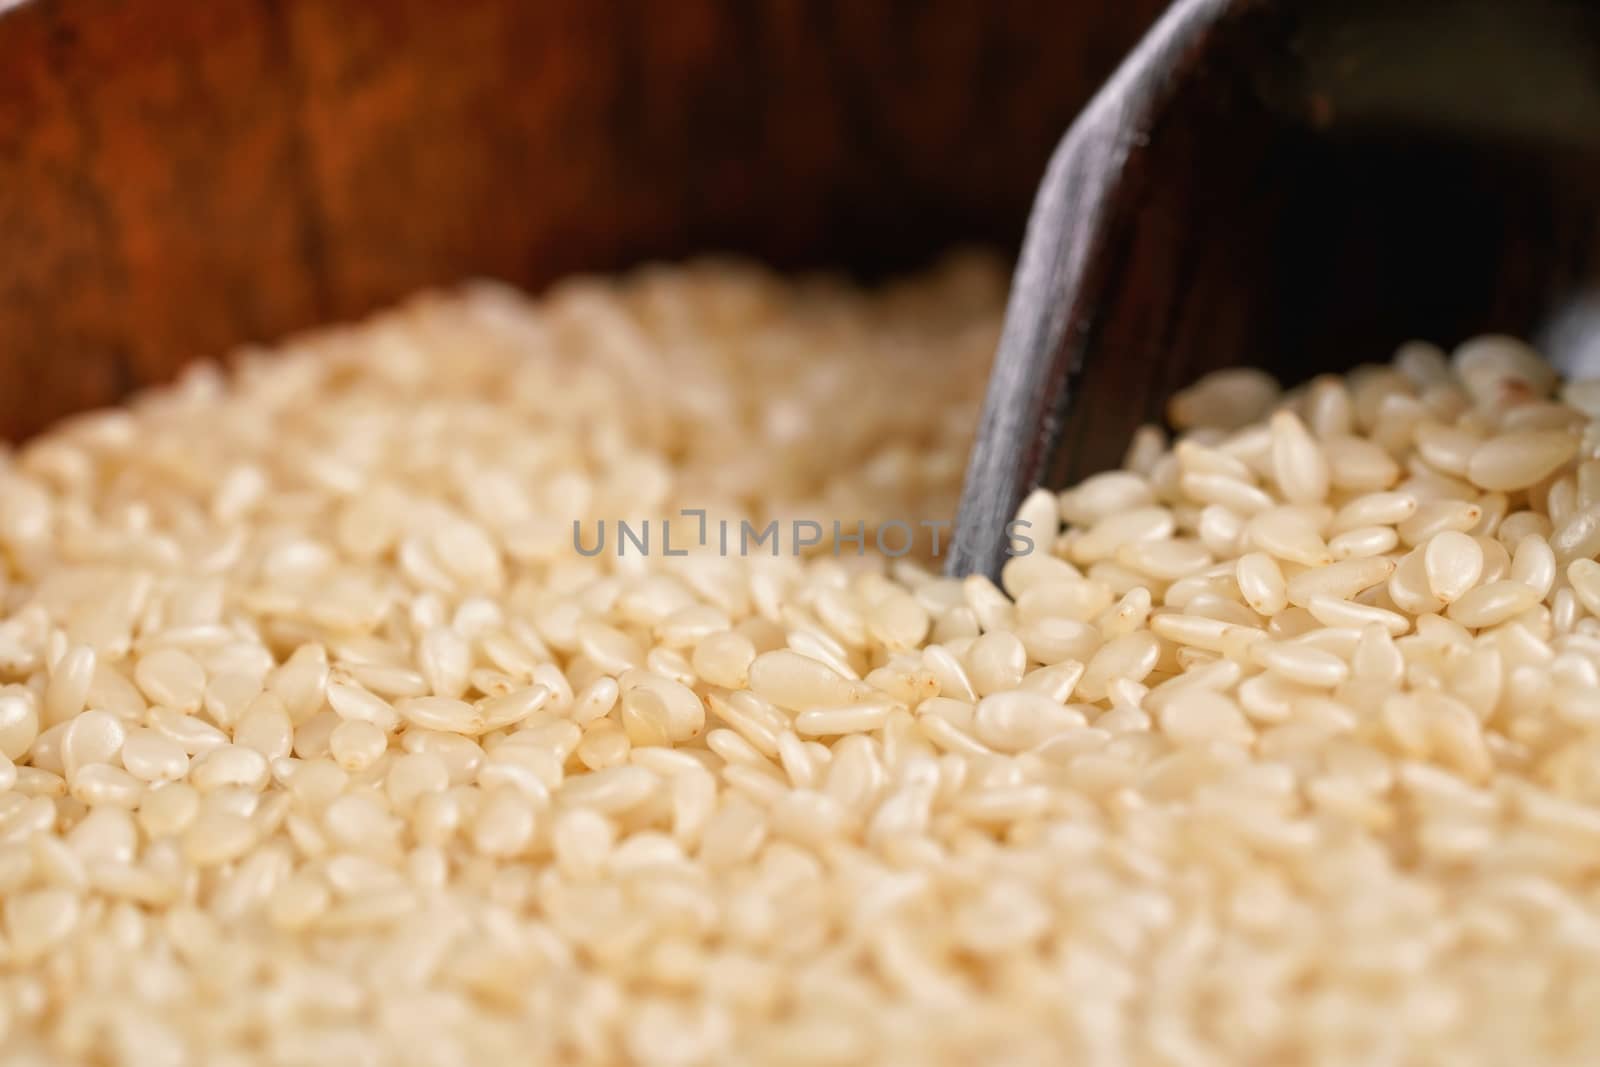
[0,0,1165,439]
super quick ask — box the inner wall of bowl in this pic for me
[0,0,1171,441]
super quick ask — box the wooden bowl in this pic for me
[0,0,1164,440]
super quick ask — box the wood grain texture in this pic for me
[0,0,1165,439]
[949,0,1600,578]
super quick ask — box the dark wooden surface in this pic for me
[949,0,1600,578]
[0,0,1167,440]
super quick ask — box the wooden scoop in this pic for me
[947,0,1600,580]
